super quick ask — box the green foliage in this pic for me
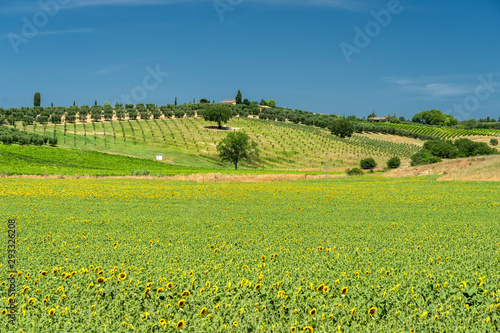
[266,99,276,107]
[423,140,458,158]
[346,167,364,176]
[360,157,377,170]
[235,90,242,104]
[48,136,58,146]
[422,138,497,160]
[103,103,114,121]
[216,131,259,170]
[329,118,354,139]
[0,127,49,146]
[203,105,233,129]
[34,92,41,107]
[200,98,210,104]
[386,156,401,169]
[412,109,458,126]
[490,138,498,146]
[453,138,497,157]
[410,150,442,166]
[130,169,150,176]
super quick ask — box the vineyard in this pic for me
[369,122,500,139]
[15,117,420,171]
[1,177,499,331]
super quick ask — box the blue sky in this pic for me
[1,0,499,120]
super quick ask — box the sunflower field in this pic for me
[1,177,499,332]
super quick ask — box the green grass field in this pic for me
[1,177,499,332]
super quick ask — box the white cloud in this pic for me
[382,75,479,98]
[0,0,367,13]
[0,28,94,40]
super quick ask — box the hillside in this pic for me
[14,117,421,171]
[385,155,500,181]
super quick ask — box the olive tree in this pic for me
[216,131,259,170]
[329,118,354,139]
[204,105,233,129]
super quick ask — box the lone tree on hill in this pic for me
[34,92,41,107]
[217,131,259,170]
[329,118,354,139]
[204,104,233,129]
[235,90,242,104]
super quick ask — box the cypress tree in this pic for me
[235,90,242,104]
[34,92,41,107]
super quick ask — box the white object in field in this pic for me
[156,155,163,161]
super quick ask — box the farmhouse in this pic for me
[259,105,272,112]
[372,117,388,122]
[220,99,236,105]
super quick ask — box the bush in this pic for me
[386,156,401,169]
[490,138,498,146]
[410,150,441,166]
[360,158,377,170]
[423,140,457,158]
[48,137,58,147]
[454,138,496,157]
[346,168,364,176]
[130,169,150,176]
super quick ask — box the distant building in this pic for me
[371,117,388,122]
[259,105,272,111]
[220,99,236,105]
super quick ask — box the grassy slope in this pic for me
[20,117,421,172]
[0,144,346,176]
[385,155,500,181]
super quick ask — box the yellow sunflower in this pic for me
[176,320,185,330]
[368,307,376,316]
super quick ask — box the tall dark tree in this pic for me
[174,97,177,106]
[235,90,242,104]
[34,92,41,107]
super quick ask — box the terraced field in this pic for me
[372,123,500,139]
